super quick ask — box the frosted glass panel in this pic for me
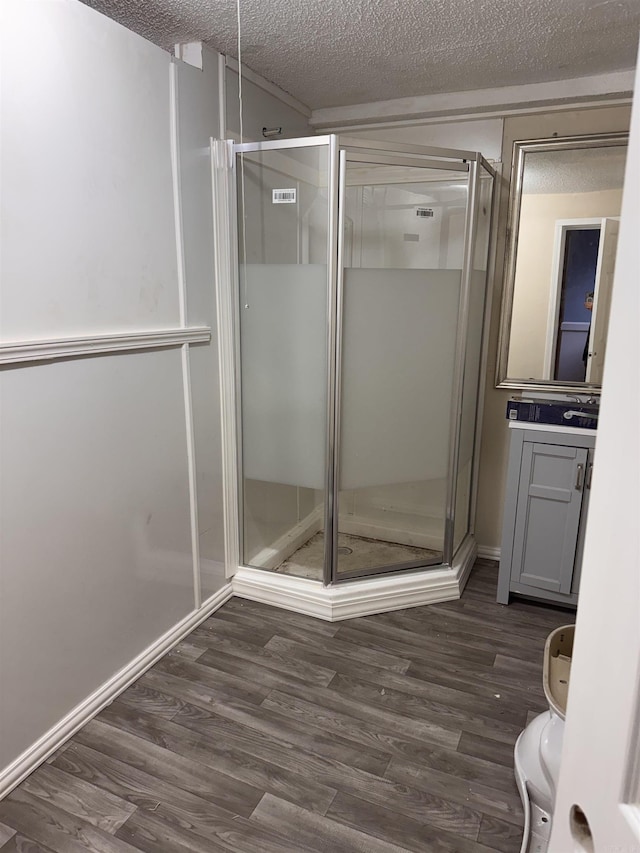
[241,264,328,489]
[340,269,459,489]
[237,145,329,571]
[337,168,468,576]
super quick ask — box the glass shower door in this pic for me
[234,136,494,584]
[235,138,336,577]
[333,156,470,579]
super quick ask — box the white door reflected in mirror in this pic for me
[587,217,619,384]
[541,217,620,384]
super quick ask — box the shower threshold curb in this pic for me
[231,535,477,621]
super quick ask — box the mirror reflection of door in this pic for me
[587,218,619,383]
[545,218,619,382]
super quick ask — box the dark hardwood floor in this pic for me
[0,562,573,852]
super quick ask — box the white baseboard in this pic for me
[0,583,233,801]
[247,507,322,570]
[331,566,462,620]
[232,569,331,618]
[232,566,460,621]
[477,545,501,562]
[232,535,478,621]
[454,533,478,593]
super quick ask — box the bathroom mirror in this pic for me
[496,132,628,392]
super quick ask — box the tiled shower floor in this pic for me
[276,532,441,580]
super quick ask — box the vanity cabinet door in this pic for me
[511,441,588,595]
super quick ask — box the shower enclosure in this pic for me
[233,135,494,586]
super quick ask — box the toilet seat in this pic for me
[514,625,575,853]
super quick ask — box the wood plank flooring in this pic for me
[0,562,573,852]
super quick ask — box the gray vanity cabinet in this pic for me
[497,427,596,607]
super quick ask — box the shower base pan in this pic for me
[275,532,440,581]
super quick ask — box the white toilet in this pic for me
[514,624,574,853]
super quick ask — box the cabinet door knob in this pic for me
[575,463,585,491]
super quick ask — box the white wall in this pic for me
[1,3,179,339]
[225,66,311,141]
[0,1,225,786]
[0,350,194,770]
[174,49,227,596]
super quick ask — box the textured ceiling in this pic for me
[82,0,640,110]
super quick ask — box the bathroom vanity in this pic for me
[497,422,596,607]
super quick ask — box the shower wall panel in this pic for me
[174,50,226,596]
[243,481,320,566]
[0,3,179,341]
[339,478,447,550]
[0,349,195,773]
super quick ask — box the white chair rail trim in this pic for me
[0,326,212,366]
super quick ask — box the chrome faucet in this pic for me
[566,394,599,405]
[563,410,599,421]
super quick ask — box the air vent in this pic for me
[272,188,296,204]
[416,207,434,218]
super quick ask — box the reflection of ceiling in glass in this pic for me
[346,166,466,188]
[354,184,467,213]
[522,146,628,194]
